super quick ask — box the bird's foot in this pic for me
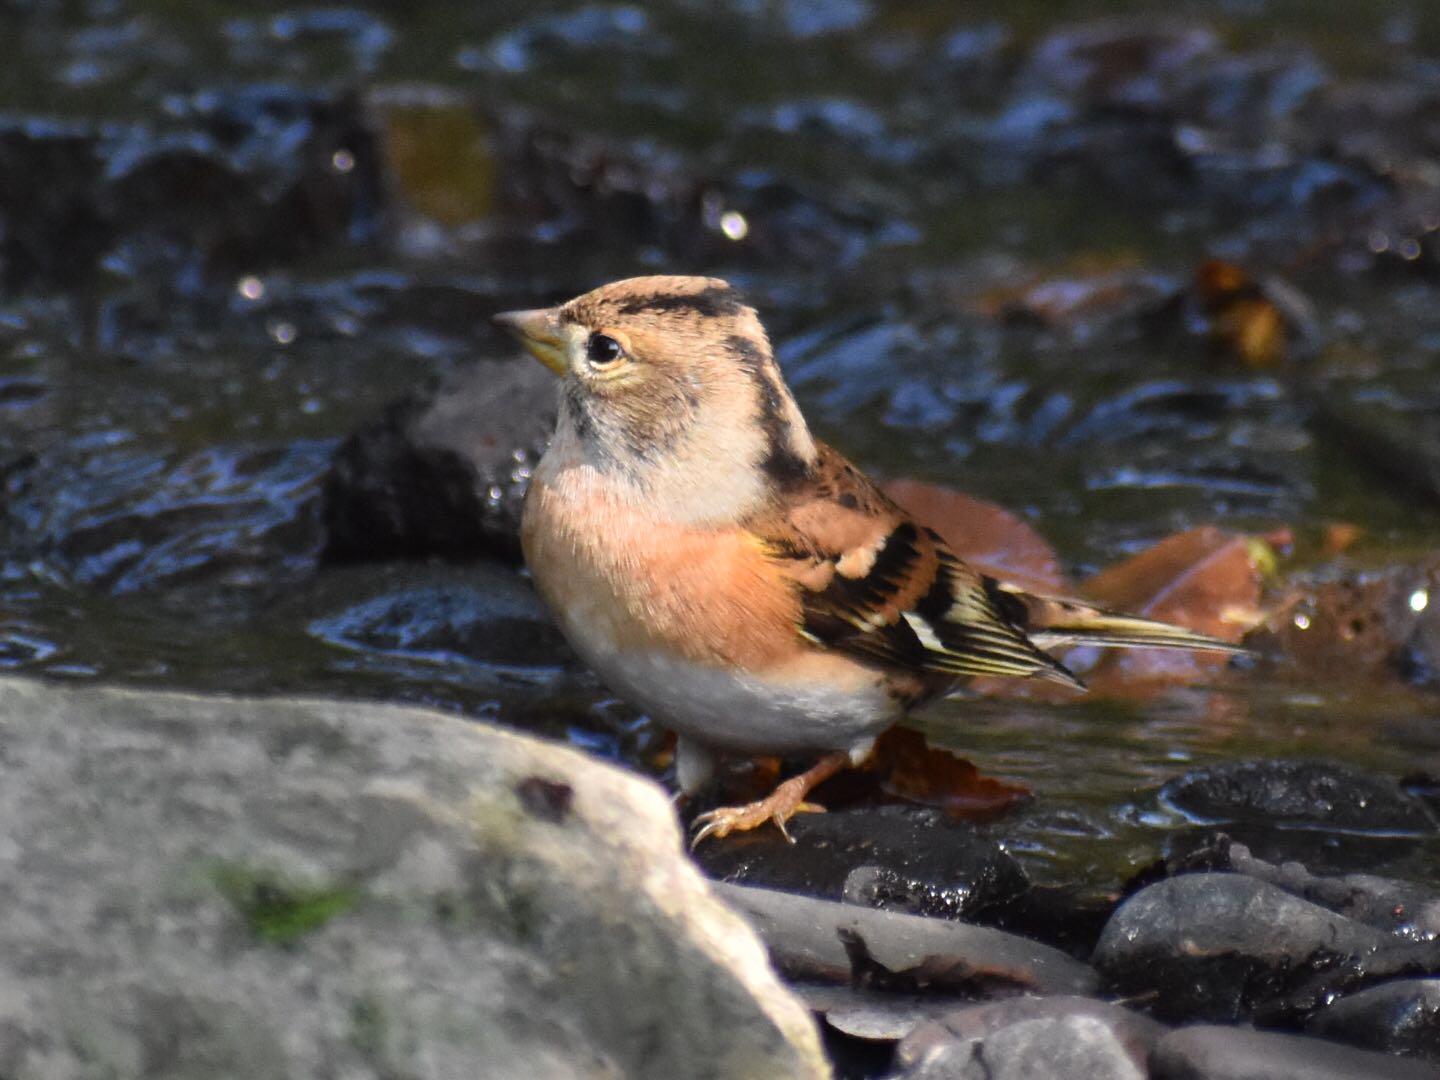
[690,750,849,848]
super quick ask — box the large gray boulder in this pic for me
[0,678,827,1080]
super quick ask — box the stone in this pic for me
[1150,1024,1440,1080]
[694,804,1029,923]
[894,995,1164,1076]
[713,881,1096,996]
[322,357,555,563]
[791,983,976,1042]
[0,677,826,1079]
[1094,873,1440,1023]
[1309,979,1440,1063]
[1150,836,1440,941]
[1159,760,1435,835]
[894,1011,1150,1080]
[1223,841,1440,941]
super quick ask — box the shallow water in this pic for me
[2,0,1438,892]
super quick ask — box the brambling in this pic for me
[495,276,1241,845]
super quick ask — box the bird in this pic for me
[494,275,1243,846]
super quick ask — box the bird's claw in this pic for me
[689,796,825,849]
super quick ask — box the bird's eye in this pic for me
[586,333,625,367]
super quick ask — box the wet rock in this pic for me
[1094,873,1440,1024]
[1160,760,1436,835]
[0,87,383,297]
[1217,840,1440,942]
[322,358,555,563]
[714,881,1097,997]
[1150,1024,1440,1080]
[896,1012,1149,1079]
[1308,979,1440,1063]
[0,677,827,1079]
[893,996,1163,1080]
[695,805,1029,922]
[792,982,976,1043]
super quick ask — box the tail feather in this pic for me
[999,585,1247,656]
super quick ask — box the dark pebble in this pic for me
[695,805,1028,923]
[1150,1024,1440,1080]
[893,1012,1148,1079]
[1094,873,1440,1024]
[893,995,1163,1080]
[1148,835,1440,941]
[1223,840,1440,941]
[1160,760,1436,834]
[322,358,555,563]
[1309,979,1440,1064]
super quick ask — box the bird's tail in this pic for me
[995,583,1247,655]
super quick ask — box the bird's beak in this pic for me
[492,307,568,376]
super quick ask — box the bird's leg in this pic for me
[690,750,850,848]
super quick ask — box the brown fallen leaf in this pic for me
[882,478,1067,596]
[1319,522,1363,559]
[1076,525,1280,692]
[863,727,1029,820]
[1195,259,1288,368]
[968,254,1163,329]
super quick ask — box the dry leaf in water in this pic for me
[882,479,1067,595]
[1076,525,1278,692]
[865,727,1029,820]
[1195,259,1287,367]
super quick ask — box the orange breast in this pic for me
[522,470,805,672]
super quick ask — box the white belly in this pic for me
[562,613,898,756]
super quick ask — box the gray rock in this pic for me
[894,995,1164,1076]
[893,1011,1149,1080]
[1309,979,1440,1063]
[1150,1024,1440,1080]
[0,677,826,1080]
[1094,873,1440,1023]
[713,880,1096,996]
[792,983,976,1042]
[1224,841,1440,941]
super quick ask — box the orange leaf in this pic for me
[1319,522,1363,558]
[865,728,1029,820]
[882,479,1067,595]
[1078,526,1272,692]
[1195,259,1288,368]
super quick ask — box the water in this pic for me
[1,0,1438,891]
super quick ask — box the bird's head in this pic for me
[495,275,816,521]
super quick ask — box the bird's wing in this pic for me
[746,443,1085,689]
